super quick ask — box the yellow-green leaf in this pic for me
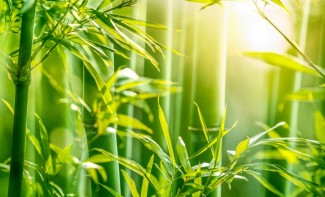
[246,170,284,197]
[122,170,140,197]
[235,137,250,158]
[314,111,325,142]
[271,0,289,13]
[194,102,215,159]
[117,114,153,134]
[244,52,323,77]
[141,155,154,197]
[158,97,176,165]
[176,137,191,173]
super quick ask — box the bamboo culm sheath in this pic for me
[8,2,36,197]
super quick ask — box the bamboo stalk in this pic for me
[284,0,311,195]
[83,63,121,196]
[8,2,36,197]
[189,4,228,197]
[120,1,148,196]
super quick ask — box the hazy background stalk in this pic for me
[284,0,311,195]
[189,4,228,197]
[8,2,36,197]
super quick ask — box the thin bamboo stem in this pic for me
[284,0,311,195]
[8,2,36,197]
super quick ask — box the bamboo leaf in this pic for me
[122,170,140,197]
[117,114,153,134]
[140,155,154,197]
[130,131,174,177]
[82,162,107,182]
[249,122,286,145]
[26,129,42,158]
[1,99,14,114]
[176,137,192,173]
[244,52,323,77]
[91,148,147,177]
[270,0,289,13]
[57,145,73,164]
[245,163,324,195]
[215,107,227,163]
[246,170,284,197]
[193,164,202,197]
[194,102,215,159]
[111,14,168,29]
[98,0,116,10]
[99,183,123,197]
[34,113,51,160]
[235,137,250,158]
[115,80,152,92]
[314,111,325,142]
[158,97,176,166]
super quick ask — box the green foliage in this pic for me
[81,103,325,196]
[244,52,323,77]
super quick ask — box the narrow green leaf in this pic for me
[244,52,322,77]
[26,129,42,158]
[130,132,174,176]
[245,163,324,195]
[117,114,153,134]
[271,0,289,13]
[99,183,123,197]
[314,111,325,142]
[249,122,286,145]
[246,170,284,197]
[57,145,73,164]
[98,0,116,10]
[194,102,215,159]
[176,137,192,173]
[141,155,154,197]
[235,137,250,158]
[111,14,168,29]
[115,80,151,92]
[34,113,51,160]
[1,99,14,114]
[82,162,107,182]
[158,97,176,166]
[122,170,140,197]
[91,148,147,177]
[193,164,202,197]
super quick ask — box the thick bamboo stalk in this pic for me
[8,2,36,197]
[189,5,228,197]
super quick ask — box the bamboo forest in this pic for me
[0,0,325,196]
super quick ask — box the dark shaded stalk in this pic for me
[8,2,36,197]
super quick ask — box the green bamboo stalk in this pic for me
[119,1,148,196]
[284,0,311,195]
[189,4,228,197]
[178,2,197,151]
[8,1,36,197]
[83,62,121,196]
[143,0,169,149]
[318,3,325,116]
